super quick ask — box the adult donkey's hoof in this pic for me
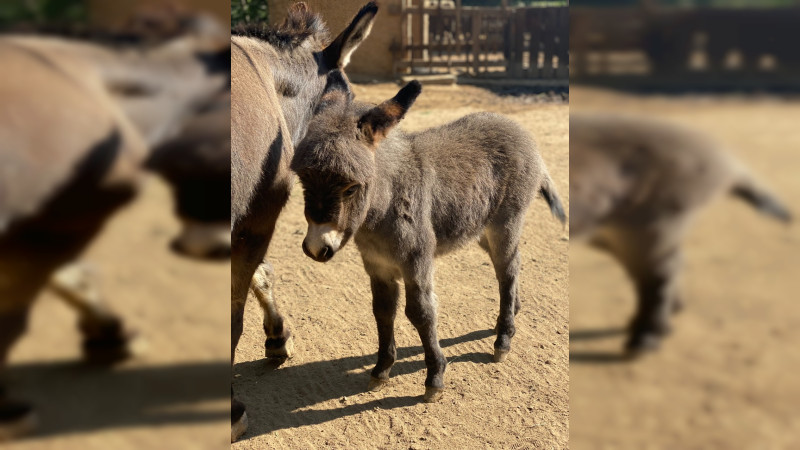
[82,329,147,365]
[493,348,509,363]
[367,376,390,391]
[423,386,443,403]
[264,334,294,359]
[0,400,37,442]
[231,412,247,443]
[231,400,248,443]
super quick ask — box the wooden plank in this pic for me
[471,10,482,75]
[395,60,506,68]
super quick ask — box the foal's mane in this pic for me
[231,2,329,50]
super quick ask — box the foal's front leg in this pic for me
[403,262,447,403]
[365,265,400,391]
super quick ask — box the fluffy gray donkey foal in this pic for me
[291,77,566,402]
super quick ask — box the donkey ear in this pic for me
[316,69,353,113]
[320,1,378,70]
[358,80,422,147]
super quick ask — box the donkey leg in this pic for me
[616,229,684,355]
[251,261,293,359]
[231,298,247,443]
[49,262,142,364]
[483,222,523,363]
[0,308,37,441]
[231,270,249,443]
[625,253,682,355]
[403,266,447,403]
[231,224,274,443]
[366,265,400,391]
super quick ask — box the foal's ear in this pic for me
[320,1,378,70]
[358,80,422,147]
[316,69,353,113]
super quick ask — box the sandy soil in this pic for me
[569,87,800,450]
[232,83,570,449]
[5,179,230,450]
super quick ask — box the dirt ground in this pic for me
[232,83,570,449]
[4,178,230,449]
[569,87,800,450]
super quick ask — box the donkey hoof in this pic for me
[231,411,248,443]
[83,331,146,365]
[493,348,510,363]
[265,335,294,359]
[624,333,661,357]
[0,401,37,442]
[423,386,444,403]
[367,377,390,391]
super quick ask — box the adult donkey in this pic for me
[230,2,378,442]
[0,18,229,440]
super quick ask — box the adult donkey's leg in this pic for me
[251,261,293,359]
[482,215,525,363]
[364,262,401,391]
[230,228,267,443]
[49,262,141,364]
[0,306,37,442]
[231,204,285,442]
[402,258,447,403]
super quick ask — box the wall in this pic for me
[268,0,402,80]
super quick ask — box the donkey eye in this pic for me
[343,185,360,197]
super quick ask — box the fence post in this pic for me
[471,10,482,75]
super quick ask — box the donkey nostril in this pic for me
[320,246,333,260]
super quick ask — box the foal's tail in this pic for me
[539,173,567,225]
[730,167,792,223]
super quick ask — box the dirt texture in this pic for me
[569,86,800,450]
[233,83,570,449]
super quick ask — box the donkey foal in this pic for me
[292,80,566,402]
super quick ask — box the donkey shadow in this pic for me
[233,328,495,440]
[569,327,635,364]
[6,360,229,439]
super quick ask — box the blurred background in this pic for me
[569,1,800,449]
[0,1,230,448]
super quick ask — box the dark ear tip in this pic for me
[402,80,422,99]
[360,1,379,16]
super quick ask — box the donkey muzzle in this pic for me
[302,222,342,262]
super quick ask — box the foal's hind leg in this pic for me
[482,218,524,363]
[49,262,142,364]
[604,224,685,355]
[251,262,293,359]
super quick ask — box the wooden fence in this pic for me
[571,6,800,87]
[393,0,569,82]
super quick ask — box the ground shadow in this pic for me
[233,328,495,440]
[5,360,229,439]
[569,327,634,364]
[569,327,626,342]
